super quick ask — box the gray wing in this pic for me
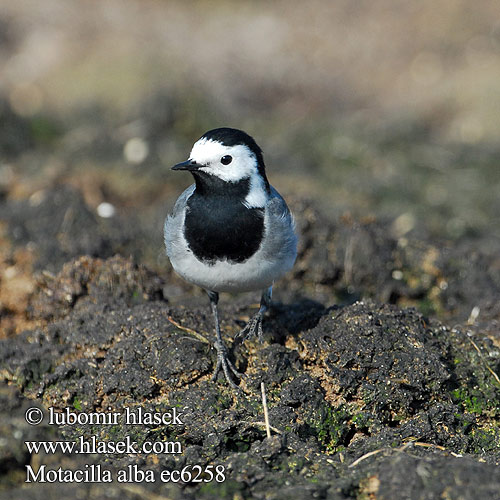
[261,186,298,262]
[164,184,195,259]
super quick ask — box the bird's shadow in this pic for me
[233,296,334,348]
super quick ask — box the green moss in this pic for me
[72,396,82,411]
[471,428,500,453]
[351,412,373,430]
[451,388,484,414]
[446,329,500,422]
[307,403,350,454]
[450,384,499,418]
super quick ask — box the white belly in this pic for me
[171,247,295,293]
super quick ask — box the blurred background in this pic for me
[1,0,500,330]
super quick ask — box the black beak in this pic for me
[171,159,202,171]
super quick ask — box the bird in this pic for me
[164,127,297,388]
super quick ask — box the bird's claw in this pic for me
[238,312,264,341]
[212,340,243,389]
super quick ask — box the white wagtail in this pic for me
[164,127,297,388]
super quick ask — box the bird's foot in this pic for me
[238,311,264,341]
[212,340,243,389]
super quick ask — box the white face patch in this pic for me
[189,138,259,183]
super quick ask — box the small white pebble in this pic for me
[97,202,116,218]
[124,137,149,164]
[392,270,404,280]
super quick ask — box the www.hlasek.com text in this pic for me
[26,435,182,455]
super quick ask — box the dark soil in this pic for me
[1,178,499,499]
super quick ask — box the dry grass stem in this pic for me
[261,382,271,439]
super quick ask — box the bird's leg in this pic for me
[238,286,272,341]
[207,290,242,388]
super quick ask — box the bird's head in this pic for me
[172,128,270,197]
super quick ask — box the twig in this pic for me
[348,448,385,467]
[261,382,271,438]
[167,316,210,344]
[412,442,445,451]
[348,440,463,469]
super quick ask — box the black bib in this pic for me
[184,176,265,264]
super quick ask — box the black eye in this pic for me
[220,155,232,165]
